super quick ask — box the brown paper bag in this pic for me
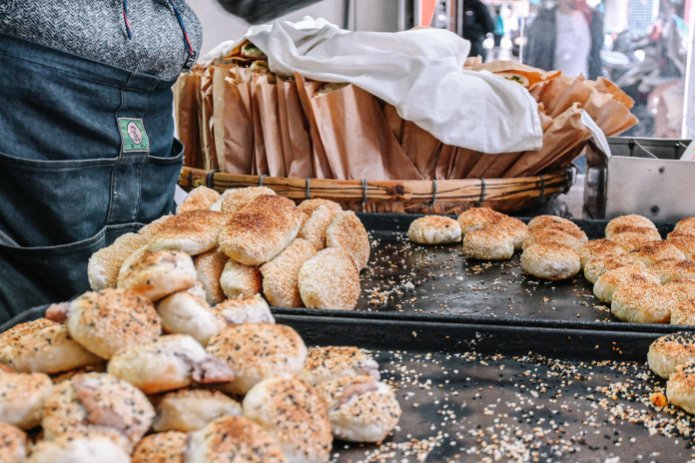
[400,120,442,179]
[198,66,218,171]
[173,70,203,168]
[251,73,285,176]
[276,76,314,177]
[212,66,255,174]
[294,73,334,179]
[504,104,592,177]
[304,82,422,180]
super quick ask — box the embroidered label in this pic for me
[118,117,150,153]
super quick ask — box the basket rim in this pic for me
[179,166,575,206]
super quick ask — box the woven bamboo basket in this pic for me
[179,167,574,215]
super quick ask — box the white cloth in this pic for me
[246,18,543,154]
[554,10,591,78]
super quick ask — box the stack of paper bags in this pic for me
[174,46,637,180]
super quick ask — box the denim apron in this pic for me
[0,34,184,321]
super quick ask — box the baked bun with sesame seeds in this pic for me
[194,249,228,305]
[147,210,225,256]
[650,259,695,283]
[0,423,27,463]
[593,265,660,304]
[27,432,131,463]
[456,207,504,234]
[611,282,676,324]
[665,279,695,302]
[243,376,332,463]
[132,431,187,463]
[299,206,339,250]
[137,215,174,241]
[667,235,695,260]
[578,239,626,268]
[107,335,234,395]
[206,324,307,395]
[0,370,53,429]
[528,220,587,244]
[157,291,224,346]
[672,299,695,325]
[0,318,100,374]
[212,295,275,325]
[185,416,286,463]
[674,217,695,235]
[60,288,161,360]
[219,260,262,300]
[152,388,242,433]
[297,198,342,217]
[520,244,580,281]
[301,346,380,387]
[326,211,371,270]
[218,186,277,214]
[261,239,317,308]
[177,186,220,214]
[298,248,361,310]
[583,254,645,285]
[609,232,661,252]
[42,372,155,448]
[605,215,657,238]
[629,241,686,266]
[117,250,197,301]
[527,215,576,230]
[318,375,401,443]
[88,232,148,290]
[496,216,528,250]
[649,332,695,379]
[522,229,584,252]
[667,362,695,414]
[463,227,514,261]
[407,216,462,245]
[219,195,303,266]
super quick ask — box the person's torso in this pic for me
[553,10,591,77]
[0,0,202,80]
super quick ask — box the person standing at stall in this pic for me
[525,0,604,79]
[0,0,321,321]
[463,0,495,60]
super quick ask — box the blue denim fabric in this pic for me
[0,33,184,320]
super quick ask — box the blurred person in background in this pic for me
[525,0,604,79]
[463,0,495,60]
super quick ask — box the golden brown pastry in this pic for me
[206,324,306,395]
[261,238,317,308]
[611,282,676,324]
[326,211,371,270]
[218,195,303,266]
[407,216,462,245]
[0,318,100,374]
[243,376,332,463]
[298,248,361,310]
[177,186,220,214]
[649,332,695,378]
[520,243,580,281]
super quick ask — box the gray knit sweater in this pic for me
[0,0,203,81]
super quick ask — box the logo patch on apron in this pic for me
[118,117,150,153]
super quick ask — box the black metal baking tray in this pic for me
[276,314,695,462]
[273,213,685,333]
[4,306,695,462]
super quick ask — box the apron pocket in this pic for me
[0,227,107,321]
[138,138,184,221]
[0,150,117,247]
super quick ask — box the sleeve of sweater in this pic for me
[215,0,323,24]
